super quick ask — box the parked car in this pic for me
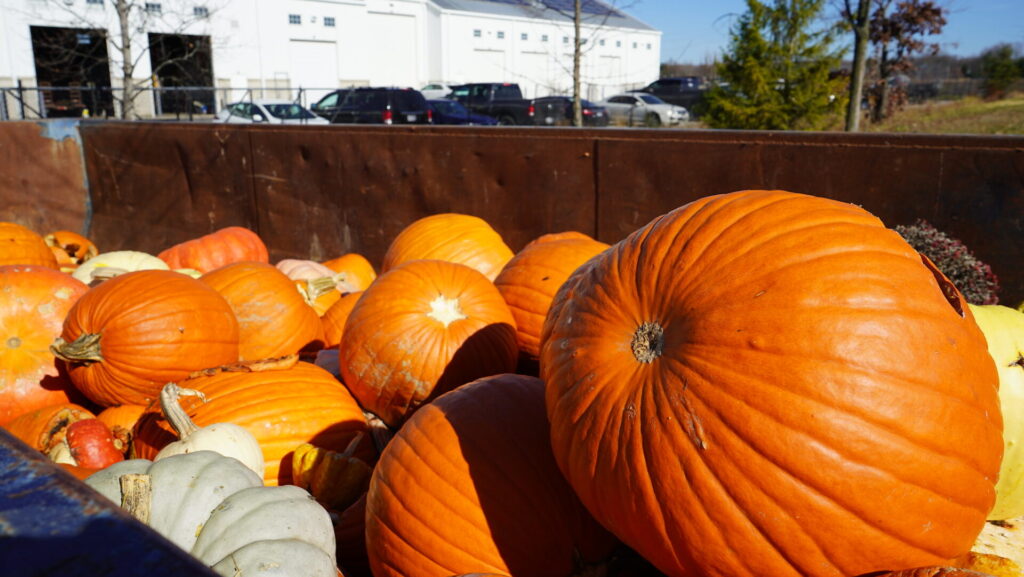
[311,87,432,125]
[631,76,707,113]
[427,99,498,126]
[310,88,354,121]
[214,100,329,125]
[420,83,457,100]
[599,93,689,127]
[447,83,535,126]
[531,96,610,127]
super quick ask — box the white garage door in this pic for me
[470,49,507,82]
[366,12,418,87]
[289,40,338,102]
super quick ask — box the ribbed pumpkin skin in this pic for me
[541,190,1003,577]
[0,222,60,269]
[158,226,268,273]
[132,361,372,486]
[200,262,322,361]
[57,270,240,407]
[0,265,89,425]
[366,374,619,577]
[321,291,362,349]
[493,234,608,359]
[381,213,514,281]
[340,260,518,427]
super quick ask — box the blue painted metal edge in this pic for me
[0,427,218,577]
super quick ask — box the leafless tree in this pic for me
[530,0,640,126]
[31,0,226,119]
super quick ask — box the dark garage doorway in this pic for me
[30,26,114,117]
[149,33,214,115]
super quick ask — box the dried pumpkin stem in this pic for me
[50,333,103,364]
[120,473,152,524]
[631,322,664,363]
[160,382,207,438]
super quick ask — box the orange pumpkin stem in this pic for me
[159,382,205,438]
[631,322,664,363]
[50,333,103,364]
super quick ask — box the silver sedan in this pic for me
[598,93,690,127]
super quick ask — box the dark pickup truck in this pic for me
[447,83,535,126]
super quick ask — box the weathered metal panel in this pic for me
[0,428,218,577]
[77,122,257,253]
[247,124,597,264]
[0,120,90,235]
[595,129,1024,306]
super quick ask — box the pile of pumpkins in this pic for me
[1,189,1022,577]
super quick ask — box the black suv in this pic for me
[312,87,432,125]
[633,77,707,113]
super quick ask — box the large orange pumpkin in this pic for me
[381,213,514,281]
[493,232,609,360]
[52,269,240,407]
[340,259,518,427]
[541,190,1003,577]
[366,374,620,577]
[0,265,90,425]
[157,225,268,273]
[0,222,59,269]
[200,262,322,361]
[132,361,372,486]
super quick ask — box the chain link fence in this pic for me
[0,84,337,121]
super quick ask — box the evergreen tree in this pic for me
[703,0,846,130]
[980,44,1021,100]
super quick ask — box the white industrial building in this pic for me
[0,0,661,118]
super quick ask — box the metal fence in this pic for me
[0,84,345,121]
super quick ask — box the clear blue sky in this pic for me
[625,0,1024,64]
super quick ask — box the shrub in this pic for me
[894,219,1000,305]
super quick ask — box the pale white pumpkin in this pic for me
[153,382,265,478]
[71,250,169,284]
[85,451,337,577]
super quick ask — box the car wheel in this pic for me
[644,113,662,128]
[498,115,516,126]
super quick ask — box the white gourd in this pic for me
[85,451,337,577]
[153,382,266,479]
[71,250,169,284]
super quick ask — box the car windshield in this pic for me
[640,94,665,105]
[263,103,316,120]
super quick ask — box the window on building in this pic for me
[563,36,569,44]
[497,31,505,39]
[599,39,605,46]
[144,2,162,13]
[289,14,301,24]
[647,43,652,49]
[632,42,637,48]
[541,34,548,42]
[193,6,209,17]
[86,0,103,4]
[521,33,528,41]
[324,16,336,27]
[616,40,621,47]
[473,29,481,37]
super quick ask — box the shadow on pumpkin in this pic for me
[437,374,626,576]
[424,321,519,411]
